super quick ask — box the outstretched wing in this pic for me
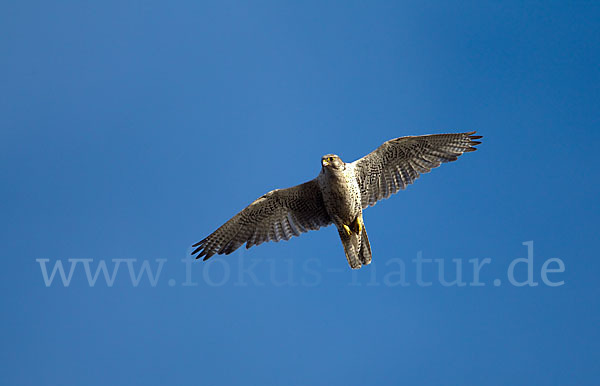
[191,179,332,260]
[352,131,482,209]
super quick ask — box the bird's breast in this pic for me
[318,168,362,223]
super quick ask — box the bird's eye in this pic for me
[329,157,334,162]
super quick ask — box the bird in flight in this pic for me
[191,132,482,269]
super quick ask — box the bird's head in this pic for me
[321,154,344,171]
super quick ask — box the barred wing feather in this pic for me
[191,179,332,260]
[352,132,482,209]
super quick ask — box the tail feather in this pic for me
[359,226,372,265]
[337,227,362,269]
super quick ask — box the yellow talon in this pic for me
[343,224,352,236]
[355,216,363,234]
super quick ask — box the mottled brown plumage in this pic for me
[191,131,482,269]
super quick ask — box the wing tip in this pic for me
[191,237,207,248]
[465,131,482,152]
[467,132,483,141]
[191,243,212,260]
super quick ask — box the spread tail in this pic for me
[337,217,371,269]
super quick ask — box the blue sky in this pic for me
[1,1,599,385]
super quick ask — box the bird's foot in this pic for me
[343,224,352,236]
[351,216,363,234]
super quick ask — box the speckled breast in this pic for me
[319,167,362,224]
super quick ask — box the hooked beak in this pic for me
[322,159,329,167]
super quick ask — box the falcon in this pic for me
[191,132,482,269]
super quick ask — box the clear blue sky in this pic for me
[2,1,599,385]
